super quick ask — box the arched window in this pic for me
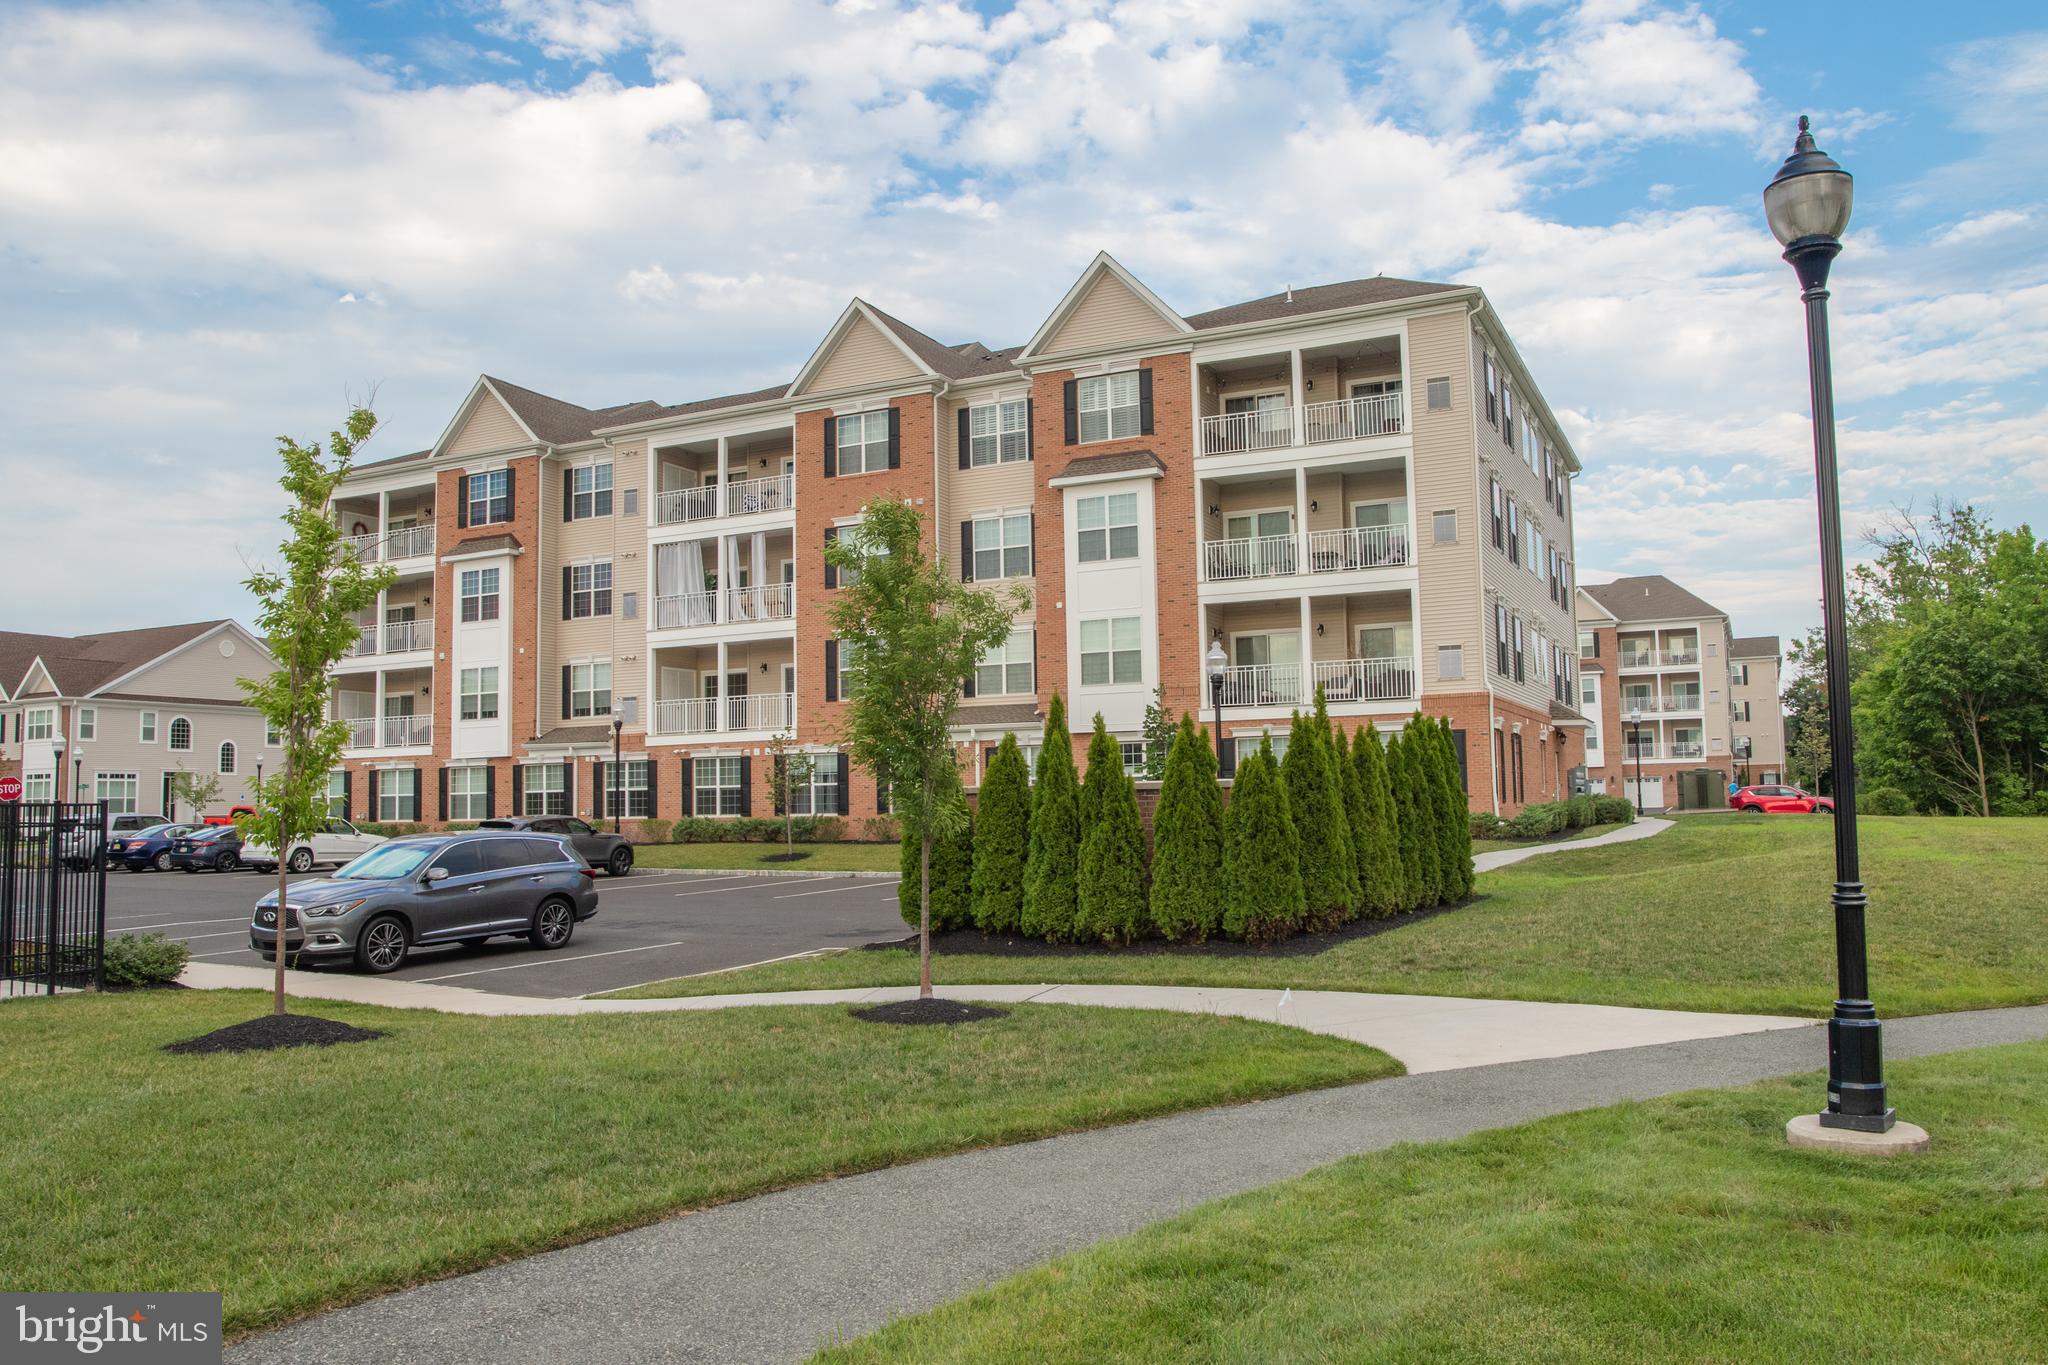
[168,717,192,751]
[218,741,237,775]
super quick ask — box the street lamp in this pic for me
[50,732,66,805]
[1765,116,1911,1147]
[1204,640,1227,762]
[73,748,84,810]
[1625,705,1644,815]
[611,715,625,834]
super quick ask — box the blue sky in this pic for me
[3,0,2044,654]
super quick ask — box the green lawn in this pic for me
[1471,822,1620,857]
[820,1038,2048,1364]
[634,841,901,872]
[0,991,1395,1338]
[608,816,2048,1018]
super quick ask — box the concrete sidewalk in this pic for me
[1471,815,1672,872]
[179,961,1807,1075]
[225,1002,2048,1365]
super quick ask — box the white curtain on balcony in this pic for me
[747,530,768,618]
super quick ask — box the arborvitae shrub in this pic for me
[1434,718,1474,901]
[1281,709,1358,931]
[1021,693,1081,942]
[898,787,973,930]
[1076,714,1149,943]
[1150,716,1225,942]
[1220,742,1305,943]
[1386,734,1431,909]
[970,733,1031,932]
[1352,726,1405,916]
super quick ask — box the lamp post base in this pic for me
[1786,1113,1928,1156]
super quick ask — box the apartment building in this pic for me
[0,621,279,817]
[322,252,1585,824]
[1575,576,1785,808]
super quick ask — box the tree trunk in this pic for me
[273,857,288,1016]
[919,829,933,1000]
[1969,712,1991,817]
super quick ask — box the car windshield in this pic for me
[191,827,231,842]
[132,824,176,838]
[333,845,435,880]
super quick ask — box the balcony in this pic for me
[343,714,433,750]
[1618,649,1702,671]
[725,473,794,518]
[1305,525,1408,574]
[656,486,721,526]
[344,618,433,658]
[1214,658,1414,709]
[1199,394,1404,458]
[654,691,795,737]
[1200,526,1409,583]
[338,526,436,564]
[654,585,794,632]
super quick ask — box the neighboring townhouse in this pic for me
[322,252,1585,823]
[1728,636,1787,784]
[0,621,279,818]
[1575,576,1782,809]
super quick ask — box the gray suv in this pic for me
[251,832,601,974]
[479,816,634,876]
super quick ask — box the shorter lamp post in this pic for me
[74,750,84,809]
[51,733,66,805]
[1626,705,1645,815]
[611,715,624,833]
[1204,640,1227,762]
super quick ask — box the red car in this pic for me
[201,804,257,827]
[1729,784,1835,814]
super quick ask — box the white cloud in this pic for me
[1930,208,2033,247]
[1519,3,1763,152]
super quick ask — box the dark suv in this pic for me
[478,817,634,876]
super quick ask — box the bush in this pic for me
[1022,693,1081,942]
[1351,727,1405,917]
[629,819,672,846]
[1283,708,1358,930]
[1220,740,1305,943]
[356,822,431,839]
[1503,803,1568,839]
[1385,734,1434,908]
[971,734,1031,933]
[1075,714,1149,944]
[899,790,972,932]
[1150,715,1224,942]
[1470,810,1505,840]
[1429,718,1474,902]
[1593,795,1636,825]
[1862,786,1914,816]
[102,932,190,987]
[859,816,900,844]
[671,815,848,844]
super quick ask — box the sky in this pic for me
[3,0,2044,654]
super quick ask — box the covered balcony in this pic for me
[332,667,434,751]
[1198,459,1411,589]
[1196,334,1406,459]
[1203,590,1417,713]
[333,486,436,567]
[654,426,796,527]
[651,529,795,632]
[651,642,796,738]
[1617,631,1702,671]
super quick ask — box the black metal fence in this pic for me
[2,802,109,998]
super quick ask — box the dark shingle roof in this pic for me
[530,724,616,747]
[956,701,1043,728]
[1729,635,1781,659]
[861,302,1024,380]
[1051,450,1166,482]
[481,376,668,447]
[1581,576,1727,625]
[1185,276,1463,330]
[1549,700,1590,725]
[0,621,234,698]
[444,533,522,557]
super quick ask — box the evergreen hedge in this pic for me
[969,732,1031,932]
[1021,693,1081,941]
[1220,740,1305,943]
[1149,715,1224,941]
[1424,718,1473,902]
[1282,708,1359,931]
[898,786,973,931]
[1385,733,1432,909]
[1351,726,1405,916]
[1076,714,1149,944]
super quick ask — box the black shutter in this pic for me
[824,640,839,702]
[1026,512,1036,576]
[563,467,575,521]
[564,762,576,819]
[341,769,352,815]
[886,406,901,469]
[485,765,497,818]
[876,772,890,815]
[1453,730,1469,793]
[1025,397,1034,460]
[1592,632,1601,658]
[822,413,837,478]
[835,752,850,815]
[963,670,976,699]
[679,757,693,817]
[1218,736,1237,778]
[367,769,379,821]
[512,764,524,816]
[1063,380,1078,443]
[561,665,572,719]
[772,755,786,816]
[644,758,658,820]
[1138,367,1154,435]
[957,406,971,470]
[960,521,975,582]
[438,766,449,822]
[823,525,839,589]
[739,757,753,816]
[407,767,421,823]
[561,566,572,620]
[503,466,515,521]
[593,762,606,820]
[456,475,470,528]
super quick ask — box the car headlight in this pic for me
[303,899,368,918]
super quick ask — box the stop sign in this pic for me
[0,776,21,803]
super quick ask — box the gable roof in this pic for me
[0,621,238,699]
[1581,576,1728,624]
[1730,635,1781,659]
[1019,252,1190,362]
[482,376,667,447]
[1184,276,1462,330]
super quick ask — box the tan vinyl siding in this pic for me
[79,700,274,818]
[1042,273,1179,354]
[544,445,652,719]
[939,393,1039,586]
[113,629,267,702]
[806,314,921,394]
[1304,469,1405,533]
[447,392,530,457]
[1407,308,1482,698]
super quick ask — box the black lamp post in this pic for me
[1204,640,1227,762]
[611,715,624,833]
[1766,116,1894,1135]
[1626,704,1645,815]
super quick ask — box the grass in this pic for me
[1471,822,1619,857]
[0,989,1395,1338]
[633,841,901,872]
[606,816,2048,1019]
[819,1038,2048,1364]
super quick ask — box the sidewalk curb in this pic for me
[636,867,901,881]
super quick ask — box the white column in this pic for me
[1408,588,1423,703]
[1294,466,1309,571]
[375,588,388,652]
[377,490,390,546]
[1298,595,1314,708]
[1290,349,1306,441]
[716,436,729,510]
[715,641,730,731]
[373,671,386,749]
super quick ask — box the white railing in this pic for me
[653,692,795,736]
[381,714,432,748]
[656,698,721,735]
[1202,534,1298,581]
[1214,663,1304,709]
[1305,524,1408,573]
[724,583,794,623]
[384,525,435,560]
[386,618,432,652]
[656,485,720,525]
[1618,651,1659,669]
[1664,650,1700,666]
[344,715,378,748]
[1669,741,1705,759]
[726,691,795,732]
[1312,657,1415,704]
[1197,394,1406,456]
[1624,743,1660,761]
[725,473,795,517]
[1198,407,1294,456]
[1302,393,1403,444]
[339,532,381,563]
[346,625,379,658]
[655,591,719,630]
[1658,693,1702,713]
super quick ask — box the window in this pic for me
[1359,623,1412,661]
[604,760,651,819]
[1529,525,1545,577]
[973,513,1033,581]
[570,462,614,520]
[1077,372,1141,442]
[1437,644,1464,680]
[466,469,510,525]
[789,752,840,816]
[695,756,744,816]
[976,630,1035,697]
[1119,741,1147,775]
[325,771,348,819]
[1079,617,1142,686]
[830,523,887,589]
[1512,616,1526,683]
[1733,663,1751,685]
[569,662,612,719]
[1579,630,1597,658]
[1432,510,1457,544]
[1502,383,1515,448]
[218,741,237,774]
[460,667,500,721]
[1230,731,1290,767]
[835,640,858,702]
[140,711,157,744]
[835,411,891,475]
[1075,492,1139,563]
[378,767,418,822]
[94,772,138,815]
[25,707,53,742]
[76,707,95,741]
[523,763,568,816]
[460,567,500,622]
[969,399,1030,466]
[265,723,281,746]
[1489,480,1504,551]
[25,772,53,802]
[1495,605,1510,676]
[168,717,192,751]
[1506,500,1520,563]
[569,562,613,619]
[1484,355,1498,426]
[1426,377,1452,411]
[622,591,638,620]
[447,767,490,820]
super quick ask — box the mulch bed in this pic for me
[852,998,1010,1026]
[102,980,191,993]
[163,1013,387,1055]
[763,851,815,863]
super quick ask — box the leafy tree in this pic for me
[238,405,395,1015]
[1076,714,1148,943]
[1150,715,1224,941]
[827,498,1025,997]
[1220,739,1305,942]
[1022,693,1081,941]
[1384,733,1431,909]
[1281,706,1358,930]
[1430,718,1474,901]
[970,733,1031,932]
[1351,726,1404,916]
[899,780,973,931]
[1138,684,1175,780]
[1329,726,1368,920]
[168,767,223,823]
[1783,628,1832,794]
[764,731,817,858]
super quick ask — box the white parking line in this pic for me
[107,915,252,932]
[187,948,255,959]
[772,882,863,899]
[410,940,694,982]
[166,930,253,942]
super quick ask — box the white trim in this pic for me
[1048,467,1165,490]
[430,376,545,459]
[1018,251,1191,363]
[787,299,936,397]
[87,621,276,700]
[441,544,526,566]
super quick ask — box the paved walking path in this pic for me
[1471,815,1672,872]
[226,1002,2048,1365]
[180,960,1803,1075]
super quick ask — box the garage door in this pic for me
[1626,778,1664,812]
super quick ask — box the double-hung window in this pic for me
[835,411,891,475]
[95,772,138,814]
[325,771,348,819]
[466,470,510,525]
[569,662,612,719]
[1495,605,1511,676]
[460,667,499,721]
[692,756,743,816]
[969,399,1029,465]
[24,707,53,742]
[834,640,858,702]
[1079,617,1142,686]
[1075,492,1138,563]
[605,760,650,819]
[973,513,1032,580]
[140,711,158,743]
[523,763,567,816]
[569,562,612,618]
[1502,384,1516,448]
[1489,480,1504,551]
[447,767,490,820]
[25,773,53,802]
[1119,740,1147,775]
[1505,500,1520,564]
[1077,372,1140,442]
[1484,356,1499,427]
[460,567,500,622]
[378,767,418,822]
[1529,525,1545,578]
[1512,617,1526,683]
[790,752,840,815]
[976,630,1035,697]
[76,707,95,741]
[570,463,613,520]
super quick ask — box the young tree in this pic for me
[764,731,817,859]
[1330,726,1371,921]
[1430,718,1474,901]
[970,733,1031,933]
[899,779,973,931]
[827,498,1024,998]
[168,767,223,823]
[1281,706,1358,931]
[1022,694,1081,942]
[1402,719,1448,905]
[1384,733,1431,910]
[1351,726,1405,916]
[1076,714,1148,943]
[238,405,395,1015]
[1138,684,1175,780]
[1150,715,1224,941]
[1220,739,1305,943]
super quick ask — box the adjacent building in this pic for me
[0,621,279,818]
[1728,635,1786,784]
[321,252,1586,825]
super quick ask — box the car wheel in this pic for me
[215,851,238,872]
[606,847,633,877]
[287,848,315,873]
[530,897,576,951]
[1741,803,1762,813]
[354,916,410,974]
[152,851,172,872]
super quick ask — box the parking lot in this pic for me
[103,864,910,998]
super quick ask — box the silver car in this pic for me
[251,832,600,974]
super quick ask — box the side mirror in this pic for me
[423,866,450,883]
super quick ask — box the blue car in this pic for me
[106,823,199,872]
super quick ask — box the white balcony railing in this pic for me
[1305,524,1408,573]
[344,619,432,657]
[384,525,435,560]
[726,691,795,732]
[1664,650,1700,666]
[345,716,377,748]
[1198,407,1295,456]
[655,697,721,735]
[1311,656,1416,704]
[1658,693,1703,713]
[346,625,379,658]
[655,591,719,630]
[1669,741,1705,759]
[340,714,433,750]
[725,473,795,518]
[1198,394,1406,456]
[1621,649,1703,670]
[724,583,794,624]
[656,485,720,525]
[654,692,795,736]
[1301,393,1403,444]
[1202,534,1298,582]
[1214,663,1304,709]
[339,532,382,563]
